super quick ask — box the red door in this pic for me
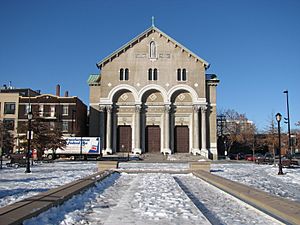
[117,125,132,152]
[146,126,160,153]
[175,126,189,153]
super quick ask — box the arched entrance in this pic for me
[112,89,135,153]
[170,90,193,153]
[141,89,164,153]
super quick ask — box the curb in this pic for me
[193,170,300,225]
[0,170,113,225]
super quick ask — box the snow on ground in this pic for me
[0,160,98,208]
[211,163,300,202]
[1,161,297,224]
[24,172,282,225]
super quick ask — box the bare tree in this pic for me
[263,113,278,157]
[219,109,256,156]
[0,120,14,169]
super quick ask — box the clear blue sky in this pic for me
[1,0,299,132]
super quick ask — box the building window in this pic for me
[148,68,158,81]
[125,68,129,80]
[50,106,55,117]
[25,104,31,115]
[177,68,187,81]
[154,68,158,80]
[62,121,68,132]
[3,119,15,130]
[39,105,43,117]
[150,41,157,58]
[50,105,55,117]
[119,68,129,80]
[4,102,15,114]
[119,68,124,80]
[182,69,187,81]
[148,68,152,80]
[63,105,68,115]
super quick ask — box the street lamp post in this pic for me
[283,90,292,155]
[25,111,33,173]
[275,113,284,175]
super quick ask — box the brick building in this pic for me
[0,85,87,153]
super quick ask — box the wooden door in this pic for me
[117,125,132,152]
[146,126,160,153]
[175,126,189,153]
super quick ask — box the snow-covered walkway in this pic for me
[24,172,282,225]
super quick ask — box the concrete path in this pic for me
[193,170,300,225]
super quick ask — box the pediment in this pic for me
[96,26,209,69]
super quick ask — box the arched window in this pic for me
[177,69,181,81]
[120,68,124,80]
[148,68,158,81]
[119,68,129,81]
[177,68,187,81]
[150,41,157,58]
[125,68,129,80]
[148,68,152,80]
[153,68,158,80]
[182,69,186,81]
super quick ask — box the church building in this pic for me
[88,24,219,160]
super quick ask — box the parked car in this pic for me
[6,153,27,168]
[228,153,237,160]
[236,153,245,160]
[255,153,274,164]
[281,157,299,167]
[245,153,263,161]
[291,152,300,159]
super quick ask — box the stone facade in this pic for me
[88,25,219,159]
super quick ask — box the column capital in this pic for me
[201,106,207,113]
[193,104,200,112]
[106,105,113,112]
[99,105,106,112]
[164,104,171,113]
[135,105,141,113]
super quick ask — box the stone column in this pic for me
[134,105,142,154]
[164,105,171,154]
[105,105,112,153]
[201,106,208,156]
[192,105,200,155]
[99,105,106,155]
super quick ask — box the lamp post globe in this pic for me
[275,113,282,122]
[275,113,284,175]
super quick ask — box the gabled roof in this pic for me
[96,25,210,69]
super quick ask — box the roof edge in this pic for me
[96,26,210,69]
